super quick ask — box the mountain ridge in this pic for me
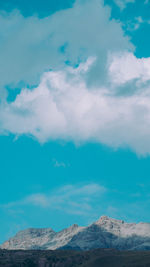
[2,215,150,251]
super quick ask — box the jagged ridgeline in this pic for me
[2,216,150,251]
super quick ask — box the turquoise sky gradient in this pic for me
[1,0,150,243]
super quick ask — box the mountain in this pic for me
[2,215,150,251]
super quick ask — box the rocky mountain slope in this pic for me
[2,216,150,251]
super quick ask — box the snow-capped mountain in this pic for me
[2,216,150,250]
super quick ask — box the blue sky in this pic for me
[1,0,150,243]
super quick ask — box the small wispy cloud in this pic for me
[52,158,69,168]
[124,16,147,32]
[114,0,135,10]
[2,183,106,216]
[144,0,149,4]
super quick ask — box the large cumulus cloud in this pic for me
[1,0,150,155]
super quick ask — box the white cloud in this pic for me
[109,52,150,85]
[2,54,150,155]
[2,183,106,216]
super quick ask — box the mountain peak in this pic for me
[99,215,110,221]
[95,215,124,225]
[16,227,55,237]
[70,224,79,228]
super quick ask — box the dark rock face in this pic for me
[1,248,150,267]
[2,215,150,251]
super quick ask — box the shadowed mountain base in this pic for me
[1,249,150,267]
